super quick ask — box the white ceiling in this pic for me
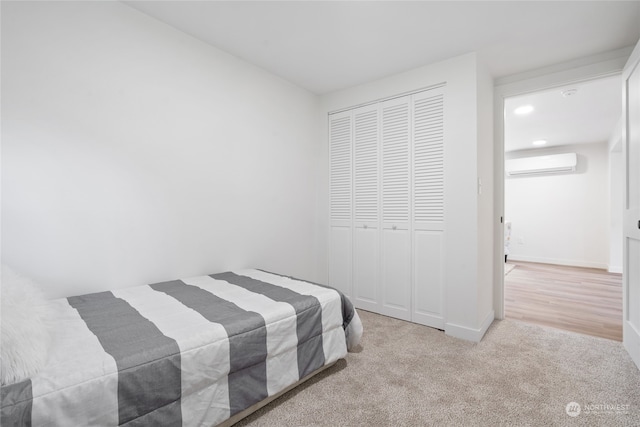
[504,75,621,153]
[123,1,640,95]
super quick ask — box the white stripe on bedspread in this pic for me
[31,299,118,426]
[181,275,299,396]
[235,270,348,365]
[112,286,232,427]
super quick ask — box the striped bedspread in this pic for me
[1,269,360,426]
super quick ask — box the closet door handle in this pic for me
[363,224,368,229]
[392,225,397,230]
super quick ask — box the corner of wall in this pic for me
[445,309,495,342]
[314,98,330,285]
[476,58,495,327]
[608,266,623,274]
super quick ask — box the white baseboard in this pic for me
[608,265,623,274]
[507,255,607,270]
[445,310,495,342]
[623,323,640,373]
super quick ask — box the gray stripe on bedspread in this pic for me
[1,379,32,427]
[68,292,182,426]
[150,280,268,416]
[258,269,355,329]
[212,272,325,379]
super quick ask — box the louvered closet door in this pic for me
[329,111,352,298]
[380,96,411,321]
[352,104,380,311]
[412,87,445,328]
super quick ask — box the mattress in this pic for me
[1,269,361,426]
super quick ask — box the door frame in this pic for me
[493,48,632,319]
[622,40,640,370]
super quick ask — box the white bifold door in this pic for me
[353,104,380,312]
[328,86,446,329]
[411,90,446,329]
[380,96,412,320]
[328,111,352,298]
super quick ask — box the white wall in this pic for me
[609,119,624,273]
[320,53,493,341]
[476,59,495,328]
[609,151,623,273]
[1,1,321,298]
[505,142,610,269]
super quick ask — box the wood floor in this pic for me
[504,261,623,341]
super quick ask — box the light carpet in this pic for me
[237,310,640,426]
[504,263,516,275]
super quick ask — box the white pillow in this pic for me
[1,265,52,385]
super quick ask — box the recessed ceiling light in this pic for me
[532,140,547,146]
[514,105,534,115]
[561,89,578,97]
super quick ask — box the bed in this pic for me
[0,269,362,426]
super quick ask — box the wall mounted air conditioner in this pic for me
[505,153,577,176]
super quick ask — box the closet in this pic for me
[329,85,446,329]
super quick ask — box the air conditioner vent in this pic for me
[505,153,577,177]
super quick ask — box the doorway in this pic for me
[501,76,624,340]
